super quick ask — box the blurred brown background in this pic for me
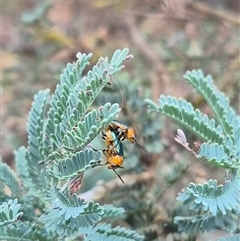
[1,0,239,239]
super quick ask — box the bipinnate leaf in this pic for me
[0,199,22,227]
[84,223,144,241]
[0,159,21,196]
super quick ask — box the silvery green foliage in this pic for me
[0,199,51,241]
[83,223,144,241]
[0,159,21,196]
[0,49,144,240]
[0,199,22,227]
[146,70,240,235]
[218,234,240,241]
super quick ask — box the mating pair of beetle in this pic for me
[96,120,150,183]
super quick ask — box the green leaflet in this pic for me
[100,204,125,219]
[28,89,50,163]
[84,223,144,241]
[44,49,128,153]
[48,149,101,179]
[15,146,45,196]
[146,96,224,144]
[40,189,103,236]
[0,221,51,241]
[175,210,238,233]
[184,70,236,137]
[0,159,21,196]
[0,199,22,227]
[146,69,240,235]
[218,234,240,241]
[176,173,240,216]
[199,142,240,168]
[14,90,50,196]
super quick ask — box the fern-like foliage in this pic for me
[174,171,239,233]
[145,69,240,235]
[0,199,22,227]
[15,90,50,196]
[0,159,21,196]
[43,50,129,180]
[40,189,126,238]
[1,49,145,240]
[147,95,224,144]
[44,50,128,158]
[218,234,240,241]
[184,70,237,138]
[174,210,238,233]
[177,175,239,216]
[48,149,102,179]
[100,204,125,219]
[83,223,144,241]
[40,188,103,236]
[146,70,240,169]
[0,222,51,241]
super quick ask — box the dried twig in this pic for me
[123,16,170,102]
[187,2,240,26]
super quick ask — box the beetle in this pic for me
[101,129,124,156]
[93,130,125,183]
[106,120,151,161]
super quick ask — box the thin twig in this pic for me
[123,16,170,102]
[187,2,240,26]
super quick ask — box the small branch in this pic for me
[187,2,240,26]
[123,16,170,102]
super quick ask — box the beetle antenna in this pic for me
[112,169,124,184]
[136,139,151,161]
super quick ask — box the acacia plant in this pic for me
[0,49,145,241]
[145,70,240,240]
